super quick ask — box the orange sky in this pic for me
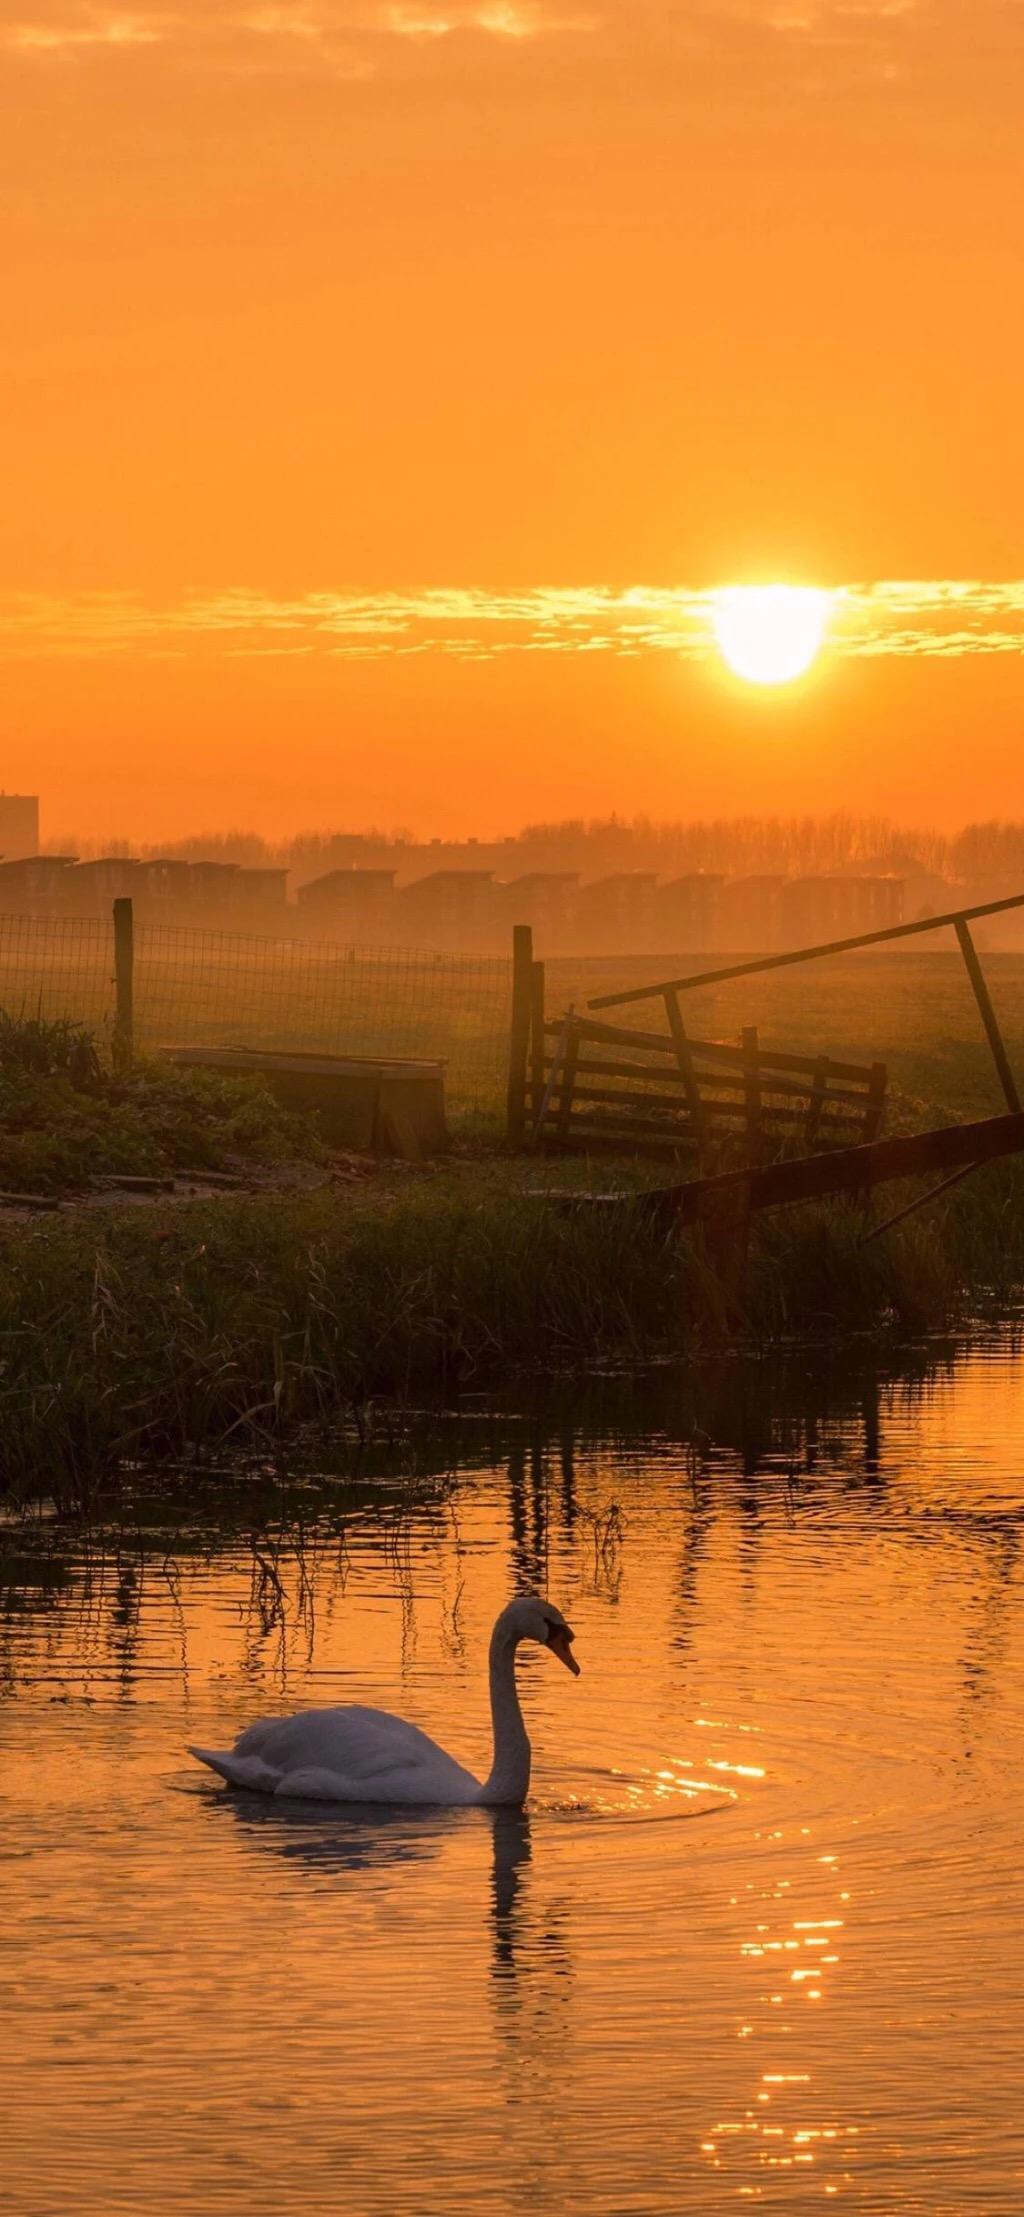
[3,1,1023,841]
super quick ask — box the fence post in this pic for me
[530,959,546,1123]
[805,1054,829,1148]
[507,923,534,1144]
[954,917,1021,1112]
[555,1012,580,1146]
[742,1025,761,1161]
[663,986,707,1156]
[865,1061,888,1141]
[113,897,134,1071]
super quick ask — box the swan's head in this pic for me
[499,1596,581,1677]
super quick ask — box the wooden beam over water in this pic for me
[639,1109,1024,1226]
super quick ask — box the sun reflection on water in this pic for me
[701,1839,858,2198]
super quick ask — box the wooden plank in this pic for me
[96,1173,175,1193]
[804,1054,829,1147]
[113,896,134,1073]
[543,1016,679,1054]
[864,1062,887,1141]
[693,1172,753,1323]
[546,1015,878,1084]
[379,1107,423,1164]
[556,1019,580,1144]
[537,1082,701,1117]
[860,1161,978,1245]
[506,923,533,1145]
[537,1100,872,1142]
[742,1026,761,1159]
[654,1110,1024,1223]
[531,1008,574,1143]
[529,959,546,1121]
[663,988,707,1149]
[954,918,1021,1112]
[541,1053,693,1087]
[588,886,1024,1009]
[548,1086,869,1130]
[540,1052,877,1106]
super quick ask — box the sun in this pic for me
[710,584,832,685]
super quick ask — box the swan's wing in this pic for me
[189,1705,482,1804]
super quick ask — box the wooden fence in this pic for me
[528,1009,886,1161]
[506,926,886,1162]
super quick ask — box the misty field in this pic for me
[0,926,514,1115]
[3,926,1024,1129]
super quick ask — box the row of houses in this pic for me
[0,852,907,952]
[0,855,289,930]
[296,866,908,950]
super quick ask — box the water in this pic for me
[4,1333,1024,2211]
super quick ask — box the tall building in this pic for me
[0,793,39,858]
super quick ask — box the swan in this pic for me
[187,1596,580,1808]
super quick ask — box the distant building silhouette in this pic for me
[396,870,497,947]
[0,793,40,860]
[297,868,397,939]
[655,874,724,951]
[576,873,658,952]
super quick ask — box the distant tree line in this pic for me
[44,814,1024,886]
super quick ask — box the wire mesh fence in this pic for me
[0,912,513,1117]
[0,915,117,1044]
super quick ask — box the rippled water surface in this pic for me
[5,1333,1024,2211]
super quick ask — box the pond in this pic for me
[4,1330,1024,2212]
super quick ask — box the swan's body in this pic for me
[188,1596,579,1808]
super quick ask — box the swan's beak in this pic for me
[550,1628,581,1677]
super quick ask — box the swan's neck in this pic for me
[482,1623,530,1806]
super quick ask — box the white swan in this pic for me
[187,1596,580,1808]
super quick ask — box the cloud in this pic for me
[0,0,593,65]
[4,10,165,51]
[3,0,1020,126]
[0,0,981,91]
[1,580,1023,662]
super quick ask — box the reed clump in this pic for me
[0,1185,684,1507]
[4,1151,1024,1508]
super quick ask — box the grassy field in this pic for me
[0,922,513,1115]
[6,918,1024,1129]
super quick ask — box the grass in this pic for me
[0,936,513,1118]
[4,1139,1024,1512]
[0,1015,323,1193]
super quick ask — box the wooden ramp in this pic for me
[555,1110,1024,1230]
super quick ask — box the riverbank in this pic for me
[0,1020,325,1196]
[5,1141,1024,1509]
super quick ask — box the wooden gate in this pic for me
[527,1006,887,1162]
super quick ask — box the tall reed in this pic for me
[4,1158,1024,1510]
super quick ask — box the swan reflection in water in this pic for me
[200,1779,506,1876]
[199,1784,574,2027]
